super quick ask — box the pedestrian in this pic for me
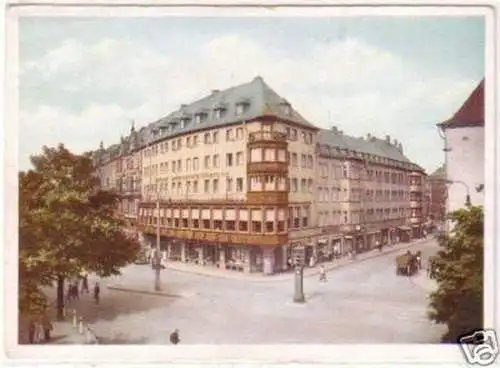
[376,240,382,252]
[319,265,327,282]
[169,328,180,345]
[93,282,100,304]
[73,282,80,300]
[81,274,89,294]
[28,318,36,344]
[66,283,73,305]
[42,314,53,342]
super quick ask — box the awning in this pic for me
[344,236,353,239]
[398,226,412,231]
[317,239,328,245]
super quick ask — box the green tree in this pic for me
[19,144,140,320]
[428,205,483,342]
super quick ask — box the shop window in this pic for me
[182,218,189,228]
[225,220,235,231]
[203,219,211,229]
[214,220,223,230]
[193,219,200,228]
[277,221,285,232]
[174,219,179,228]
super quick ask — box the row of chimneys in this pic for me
[330,126,403,153]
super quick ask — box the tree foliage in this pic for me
[428,205,483,343]
[19,144,140,317]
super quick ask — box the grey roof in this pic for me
[317,129,412,164]
[142,76,315,145]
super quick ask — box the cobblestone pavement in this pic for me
[42,236,446,344]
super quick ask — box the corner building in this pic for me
[97,76,426,275]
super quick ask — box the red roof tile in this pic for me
[439,79,484,129]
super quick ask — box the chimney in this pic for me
[211,89,220,95]
[393,138,398,146]
[331,126,338,134]
[367,133,371,140]
[385,135,391,143]
[398,143,403,152]
[180,104,187,110]
[339,130,343,135]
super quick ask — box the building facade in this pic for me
[428,165,447,226]
[438,79,485,215]
[95,76,426,274]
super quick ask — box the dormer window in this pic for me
[235,98,250,116]
[195,111,208,124]
[213,102,227,120]
[280,99,292,115]
[180,114,191,129]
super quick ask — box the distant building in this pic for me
[428,165,447,224]
[93,76,426,275]
[437,79,484,215]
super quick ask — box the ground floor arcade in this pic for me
[139,223,425,275]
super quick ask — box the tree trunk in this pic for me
[56,275,65,321]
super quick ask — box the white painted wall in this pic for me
[445,126,484,214]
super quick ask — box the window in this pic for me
[204,155,210,169]
[193,135,198,146]
[186,158,191,172]
[203,219,211,229]
[301,154,307,168]
[236,151,243,166]
[204,180,210,193]
[204,133,211,144]
[291,129,298,140]
[308,179,313,193]
[213,179,219,193]
[226,177,233,192]
[226,128,233,141]
[193,180,198,193]
[193,157,199,170]
[252,221,262,232]
[239,221,248,231]
[177,160,182,173]
[301,179,307,192]
[291,178,298,192]
[193,219,200,228]
[225,220,235,231]
[214,220,223,230]
[265,220,273,233]
[307,155,313,168]
[236,127,244,139]
[291,153,298,167]
[236,178,243,192]
[226,153,233,167]
[186,137,191,147]
[236,104,245,116]
[213,131,219,144]
[213,154,220,168]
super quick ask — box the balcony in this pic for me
[249,131,287,143]
[247,161,288,174]
[247,191,288,205]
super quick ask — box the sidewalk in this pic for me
[108,237,432,293]
[410,269,438,293]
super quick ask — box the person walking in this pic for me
[319,265,327,282]
[66,283,73,305]
[170,328,180,345]
[81,274,89,294]
[93,282,100,304]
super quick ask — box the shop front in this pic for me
[398,226,412,242]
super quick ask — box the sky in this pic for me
[18,16,485,173]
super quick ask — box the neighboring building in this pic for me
[428,165,447,225]
[437,79,485,215]
[93,123,143,228]
[95,76,426,275]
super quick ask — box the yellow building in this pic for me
[95,76,425,275]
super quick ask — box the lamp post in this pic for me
[148,138,162,292]
[292,243,305,303]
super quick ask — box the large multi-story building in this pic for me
[428,165,447,225]
[94,76,426,275]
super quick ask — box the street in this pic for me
[44,237,446,344]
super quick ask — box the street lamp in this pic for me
[147,136,162,292]
[292,243,305,303]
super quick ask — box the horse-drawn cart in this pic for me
[395,251,419,276]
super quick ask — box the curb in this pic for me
[305,238,430,279]
[154,238,432,283]
[107,285,184,298]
